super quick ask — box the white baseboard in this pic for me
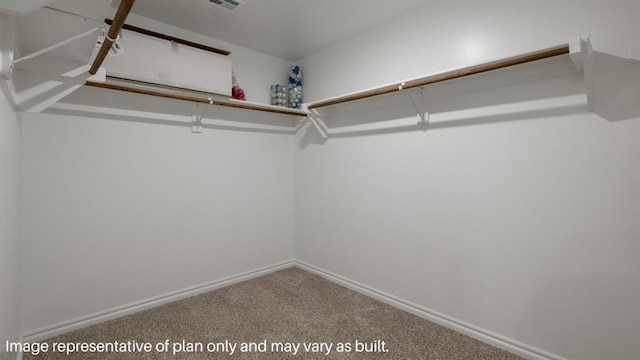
[21,258,565,360]
[22,260,296,342]
[293,260,566,360]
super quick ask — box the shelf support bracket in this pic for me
[570,36,595,111]
[191,97,213,133]
[304,106,329,139]
[402,84,429,126]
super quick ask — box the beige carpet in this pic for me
[24,268,522,359]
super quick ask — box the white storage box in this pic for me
[93,27,232,96]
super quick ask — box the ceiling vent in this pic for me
[209,0,243,10]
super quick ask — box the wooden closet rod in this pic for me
[307,44,570,110]
[89,0,136,75]
[84,82,309,117]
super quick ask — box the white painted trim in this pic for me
[293,260,566,360]
[22,260,296,342]
[21,259,565,360]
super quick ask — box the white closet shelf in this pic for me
[83,38,591,122]
[302,37,594,138]
[84,81,309,117]
[307,39,591,110]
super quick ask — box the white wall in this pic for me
[20,108,295,333]
[0,13,22,360]
[18,10,298,335]
[11,2,640,359]
[296,1,640,360]
[301,0,640,102]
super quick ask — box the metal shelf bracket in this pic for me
[403,85,429,126]
[191,97,213,133]
[570,36,594,111]
[304,106,329,139]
